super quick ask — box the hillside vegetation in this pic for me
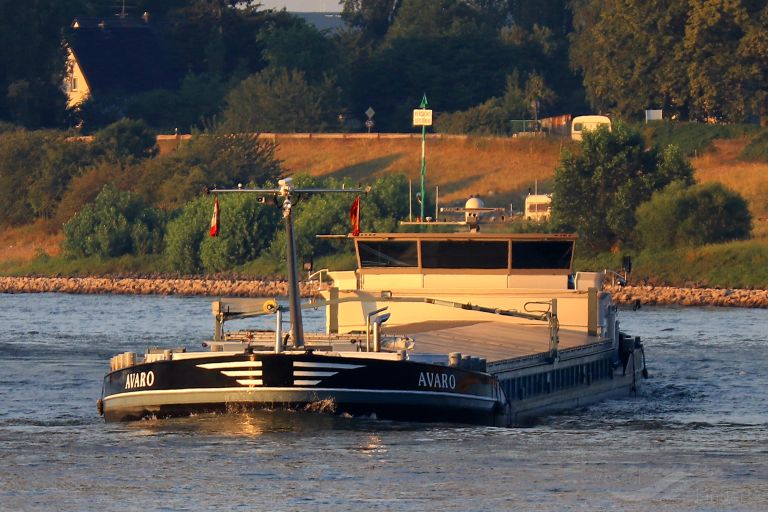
[2,126,767,289]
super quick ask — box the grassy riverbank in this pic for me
[2,132,767,288]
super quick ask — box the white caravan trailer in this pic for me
[571,115,611,141]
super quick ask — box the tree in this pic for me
[570,0,690,119]
[220,68,342,133]
[261,17,341,82]
[551,123,694,251]
[0,1,76,127]
[341,0,399,43]
[165,0,270,80]
[685,0,756,121]
[92,118,158,166]
[636,181,752,250]
[135,131,282,209]
[435,70,555,135]
[0,129,93,225]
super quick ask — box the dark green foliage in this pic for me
[92,118,158,165]
[0,129,93,225]
[341,0,399,44]
[551,123,694,251]
[261,19,342,82]
[220,68,342,133]
[570,0,768,121]
[436,70,556,135]
[163,194,279,274]
[636,181,752,251]
[354,33,516,131]
[63,184,166,258]
[124,74,227,133]
[435,98,511,135]
[0,1,76,127]
[643,121,759,157]
[165,0,270,80]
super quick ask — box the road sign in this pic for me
[365,107,375,119]
[365,119,375,132]
[412,108,433,127]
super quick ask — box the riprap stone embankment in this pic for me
[608,285,768,308]
[1,277,767,308]
[0,276,310,297]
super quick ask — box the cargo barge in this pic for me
[99,180,647,426]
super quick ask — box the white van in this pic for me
[571,115,611,141]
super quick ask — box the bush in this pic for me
[164,194,279,274]
[635,181,752,251]
[63,184,166,258]
[435,98,511,135]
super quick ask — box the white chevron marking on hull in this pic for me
[236,379,264,386]
[222,370,263,377]
[293,370,338,377]
[293,362,364,370]
[197,361,263,370]
[293,380,322,386]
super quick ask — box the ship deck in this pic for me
[217,321,605,364]
[391,320,602,362]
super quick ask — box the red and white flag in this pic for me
[209,195,220,237]
[349,195,361,236]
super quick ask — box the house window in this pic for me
[70,77,78,91]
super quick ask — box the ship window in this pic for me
[358,241,418,268]
[421,241,508,269]
[511,241,573,269]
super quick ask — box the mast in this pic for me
[210,178,366,348]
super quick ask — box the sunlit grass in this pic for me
[276,136,567,210]
[692,139,768,218]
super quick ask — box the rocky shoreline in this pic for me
[1,276,767,308]
[607,285,768,309]
[0,276,302,297]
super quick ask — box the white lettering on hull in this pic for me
[418,371,456,390]
[125,371,155,390]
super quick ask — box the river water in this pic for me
[0,293,765,511]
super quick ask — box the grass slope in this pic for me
[3,133,768,287]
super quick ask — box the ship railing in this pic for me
[213,295,560,357]
[603,269,627,287]
[305,268,331,294]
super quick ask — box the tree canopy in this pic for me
[551,124,694,251]
[570,0,768,121]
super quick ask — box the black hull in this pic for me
[102,352,508,426]
[102,344,647,427]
